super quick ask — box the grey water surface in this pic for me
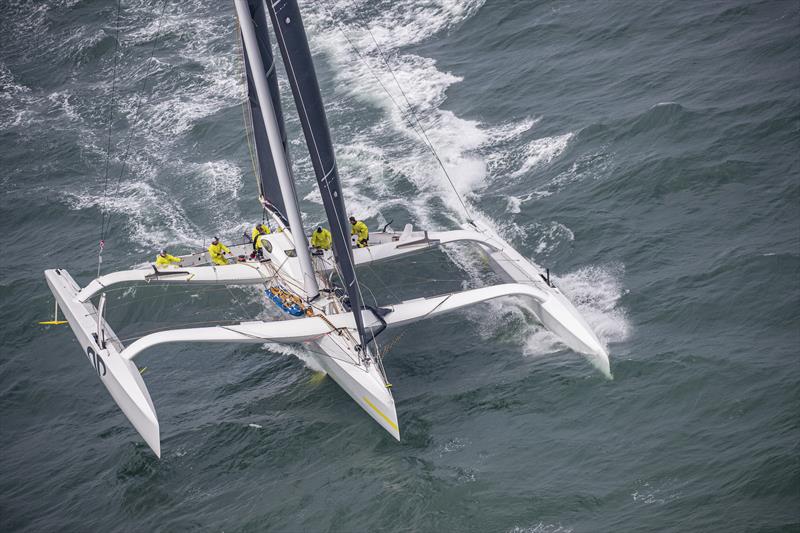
[1,0,798,531]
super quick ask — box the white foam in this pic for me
[508,524,573,533]
[458,259,629,362]
[508,133,574,179]
[438,437,469,456]
[50,2,256,253]
[534,150,613,197]
[0,63,29,99]
[506,196,522,214]
[0,63,37,128]
[304,0,505,219]
[631,478,685,505]
[531,221,575,255]
[65,179,202,252]
[194,160,244,200]
[47,91,79,121]
[554,264,631,346]
[260,342,326,374]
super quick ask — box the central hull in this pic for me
[257,227,399,439]
[310,335,399,440]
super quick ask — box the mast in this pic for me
[265,0,370,353]
[239,0,291,226]
[235,0,319,300]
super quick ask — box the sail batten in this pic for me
[266,0,370,351]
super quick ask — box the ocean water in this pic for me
[1,0,798,531]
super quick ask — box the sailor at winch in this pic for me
[155,249,181,268]
[310,226,332,251]
[208,236,231,266]
[251,224,271,257]
[349,216,369,248]
[251,223,270,243]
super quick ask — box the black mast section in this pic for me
[266,0,370,352]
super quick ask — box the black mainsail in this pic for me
[240,0,293,225]
[266,0,370,352]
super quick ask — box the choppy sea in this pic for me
[1,0,798,531]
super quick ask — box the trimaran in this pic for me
[44,0,611,457]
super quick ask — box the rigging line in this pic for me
[362,24,473,223]
[365,263,401,303]
[312,0,473,223]
[225,284,254,318]
[100,0,170,241]
[96,0,123,277]
[99,0,123,240]
[234,18,262,193]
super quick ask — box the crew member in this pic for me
[349,216,369,248]
[251,224,270,255]
[253,229,272,257]
[251,223,270,243]
[208,236,231,266]
[310,226,332,250]
[155,249,181,268]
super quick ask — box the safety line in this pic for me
[98,0,171,260]
[312,0,474,223]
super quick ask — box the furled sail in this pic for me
[240,0,293,226]
[266,0,370,351]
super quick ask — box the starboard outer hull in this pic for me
[463,222,611,377]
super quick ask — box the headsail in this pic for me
[266,0,371,351]
[239,0,292,225]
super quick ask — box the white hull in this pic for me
[43,220,608,456]
[311,336,399,440]
[44,269,161,457]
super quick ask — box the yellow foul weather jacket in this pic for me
[208,242,231,265]
[155,253,181,268]
[254,233,271,254]
[351,220,369,247]
[311,228,332,250]
[251,224,270,242]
